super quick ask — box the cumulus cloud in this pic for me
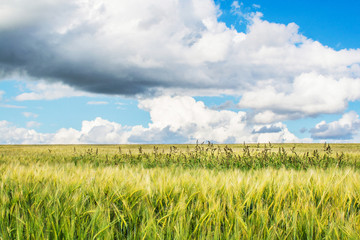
[0,96,301,144]
[0,121,50,144]
[310,111,360,140]
[132,96,301,143]
[252,110,295,124]
[0,0,359,107]
[136,96,249,143]
[0,118,130,144]
[240,73,360,120]
[52,117,130,144]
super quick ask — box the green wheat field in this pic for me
[1,143,360,239]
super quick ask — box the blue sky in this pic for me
[217,0,360,50]
[0,0,359,144]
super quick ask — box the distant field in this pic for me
[1,143,360,170]
[3,142,360,155]
[0,144,360,239]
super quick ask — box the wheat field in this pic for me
[0,144,360,239]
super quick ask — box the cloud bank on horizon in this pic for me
[0,0,360,144]
[0,96,300,144]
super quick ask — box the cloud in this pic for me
[52,117,130,144]
[87,101,108,105]
[51,128,82,144]
[128,126,188,144]
[135,95,249,143]
[0,90,25,108]
[0,0,358,106]
[15,81,92,101]
[23,112,38,118]
[239,73,360,120]
[132,96,301,143]
[0,104,25,109]
[231,1,243,15]
[310,111,360,140]
[115,102,126,110]
[252,110,295,124]
[252,125,282,134]
[0,117,129,144]
[210,100,236,110]
[0,96,302,144]
[0,121,50,144]
[230,1,258,19]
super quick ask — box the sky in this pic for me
[0,0,360,144]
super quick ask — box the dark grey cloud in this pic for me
[0,28,166,95]
[1,0,255,98]
[0,16,233,96]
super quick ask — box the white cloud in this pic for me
[51,128,81,144]
[23,112,38,118]
[0,90,4,100]
[63,96,302,144]
[52,117,130,144]
[0,121,50,144]
[0,118,129,144]
[239,73,360,120]
[231,1,243,15]
[310,111,360,140]
[252,110,296,124]
[0,104,25,109]
[0,96,302,144]
[136,95,249,143]
[87,101,108,105]
[15,81,93,101]
[115,102,126,110]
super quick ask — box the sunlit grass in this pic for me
[1,143,359,170]
[0,144,360,239]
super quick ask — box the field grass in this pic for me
[0,143,360,239]
[2,143,360,170]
